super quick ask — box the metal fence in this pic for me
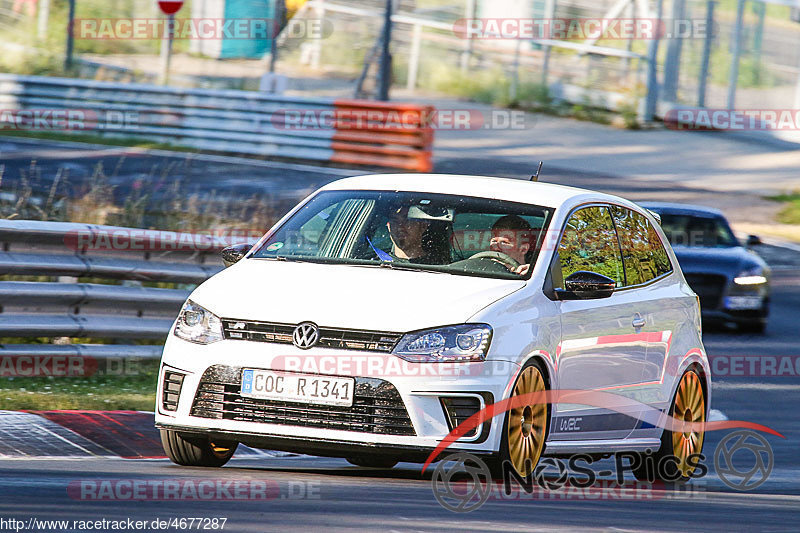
[282,0,800,140]
[671,0,800,110]
[0,219,233,359]
[1,0,798,143]
[0,73,434,170]
[285,0,647,111]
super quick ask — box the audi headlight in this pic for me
[174,300,224,344]
[734,266,767,286]
[392,324,492,362]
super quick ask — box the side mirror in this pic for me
[555,271,616,300]
[221,243,253,268]
[746,234,762,246]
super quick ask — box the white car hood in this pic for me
[190,258,526,332]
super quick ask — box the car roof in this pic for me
[637,201,726,218]
[321,173,638,211]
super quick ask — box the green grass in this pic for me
[0,359,159,411]
[767,193,800,225]
[715,0,791,20]
[0,130,200,153]
[420,62,627,126]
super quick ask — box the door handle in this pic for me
[632,315,646,329]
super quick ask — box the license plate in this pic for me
[241,369,355,407]
[725,296,763,310]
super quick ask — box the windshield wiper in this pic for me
[262,255,316,263]
[378,262,450,275]
[263,254,449,274]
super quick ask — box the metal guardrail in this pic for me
[0,219,235,360]
[0,343,163,359]
[0,74,434,172]
[0,281,189,309]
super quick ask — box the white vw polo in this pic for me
[156,174,711,480]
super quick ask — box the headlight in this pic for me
[174,300,224,344]
[392,324,492,362]
[734,266,767,286]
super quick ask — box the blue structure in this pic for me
[191,0,275,59]
[220,0,274,59]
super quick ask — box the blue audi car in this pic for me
[639,202,770,333]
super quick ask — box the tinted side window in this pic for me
[558,206,624,287]
[610,206,672,286]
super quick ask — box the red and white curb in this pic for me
[0,410,285,459]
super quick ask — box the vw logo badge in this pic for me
[292,322,319,350]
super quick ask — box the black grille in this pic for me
[190,365,415,436]
[222,319,401,353]
[440,396,482,438]
[684,273,726,310]
[161,370,185,412]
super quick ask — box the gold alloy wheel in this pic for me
[507,365,548,477]
[671,371,706,477]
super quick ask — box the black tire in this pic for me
[160,429,237,467]
[346,455,398,469]
[632,368,705,483]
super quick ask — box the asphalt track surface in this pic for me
[0,138,798,532]
[0,136,775,213]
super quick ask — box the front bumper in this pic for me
[692,275,769,324]
[703,294,769,324]
[155,423,497,462]
[155,334,518,458]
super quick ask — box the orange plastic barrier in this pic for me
[330,99,434,172]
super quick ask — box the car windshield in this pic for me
[657,213,739,248]
[251,190,554,280]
